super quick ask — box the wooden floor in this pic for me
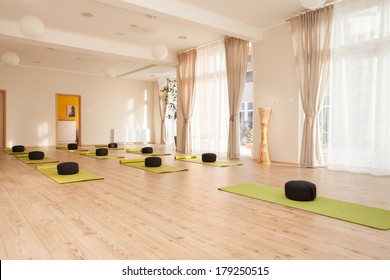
[1,144,390,260]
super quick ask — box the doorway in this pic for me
[0,90,5,149]
[56,94,81,146]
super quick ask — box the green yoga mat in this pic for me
[3,147,29,155]
[56,146,88,153]
[36,163,104,184]
[175,155,242,167]
[79,151,125,159]
[219,183,390,230]
[126,149,171,156]
[16,154,59,164]
[95,144,124,150]
[120,159,187,173]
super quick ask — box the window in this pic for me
[326,0,390,175]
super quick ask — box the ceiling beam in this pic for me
[98,0,262,41]
[0,18,177,64]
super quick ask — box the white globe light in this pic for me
[104,66,117,78]
[1,52,20,66]
[299,0,327,10]
[152,44,168,61]
[19,15,45,38]
[157,77,168,88]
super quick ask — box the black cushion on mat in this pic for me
[96,148,108,156]
[57,162,79,175]
[285,180,317,201]
[67,143,78,150]
[28,151,45,160]
[141,147,153,154]
[12,145,25,152]
[108,142,118,148]
[145,156,162,167]
[202,153,217,163]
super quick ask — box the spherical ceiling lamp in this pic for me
[19,15,45,38]
[1,52,20,66]
[152,44,168,61]
[299,0,327,10]
[157,77,168,88]
[104,66,117,79]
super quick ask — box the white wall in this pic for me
[0,65,158,147]
[253,23,301,164]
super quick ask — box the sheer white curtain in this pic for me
[192,40,229,155]
[327,0,390,175]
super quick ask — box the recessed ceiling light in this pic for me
[81,12,94,18]
[178,35,187,40]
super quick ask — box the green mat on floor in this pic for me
[95,144,124,150]
[3,147,29,155]
[56,146,88,153]
[36,163,104,184]
[16,154,59,164]
[219,183,390,230]
[175,155,242,167]
[120,159,187,173]
[126,149,171,156]
[79,150,125,159]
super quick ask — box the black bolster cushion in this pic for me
[202,153,217,162]
[141,147,153,154]
[28,151,45,160]
[57,162,79,175]
[145,156,162,167]
[67,143,78,150]
[12,145,25,152]
[96,148,108,156]
[285,180,317,201]
[108,142,118,148]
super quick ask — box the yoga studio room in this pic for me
[1,0,390,262]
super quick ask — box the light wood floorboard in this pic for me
[1,145,389,260]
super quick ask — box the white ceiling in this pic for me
[0,0,319,81]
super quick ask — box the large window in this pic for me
[192,40,229,155]
[326,0,390,175]
[191,40,253,156]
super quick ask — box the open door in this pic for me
[56,94,81,146]
[0,90,5,149]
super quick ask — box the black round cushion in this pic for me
[57,162,79,175]
[12,145,25,152]
[28,151,45,160]
[285,180,317,201]
[108,142,118,148]
[67,143,78,150]
[96,148,108,156]
[202,153,217,162]
[141,147,153,154]
[145,156,162,167]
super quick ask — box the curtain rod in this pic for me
[177,37,227,55]
[285,0,342,22]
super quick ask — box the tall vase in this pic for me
[257,107,272,164]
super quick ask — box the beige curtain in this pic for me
[290,5,333,167]
[158,91,167,144]
[225,37,249,159]
[177,49,197,154]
